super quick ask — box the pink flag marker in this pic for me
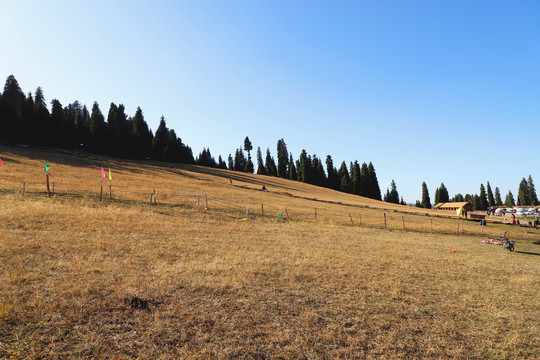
[0,159,2,165]
[101,167,106,179]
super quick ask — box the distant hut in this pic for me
[434,202,474,216]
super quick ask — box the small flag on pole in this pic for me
[0,159,3,165]
[108,167,112,180]
[101,167,106,179]
[44,161,50,173]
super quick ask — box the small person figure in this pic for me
[229,179,232,184]
[262,185,267,191]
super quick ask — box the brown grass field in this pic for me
[0,145,539,359]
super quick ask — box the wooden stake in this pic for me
[205,194,208,209]
[261,202,264,215]
[99,185,103,202]
[46,174,50,197]
[109,185,112,200]
[384,213,387,231]
[150,193,153,204]
[22,182,25,195]
[285,208,289,219]
[349,213,353,225]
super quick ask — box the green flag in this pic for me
[44,161,50,173]
[276,212,283,220]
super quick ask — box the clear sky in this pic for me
[1,1,540,203]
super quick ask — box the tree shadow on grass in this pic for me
[514,250,540,256]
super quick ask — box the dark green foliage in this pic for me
[350,161,361,195]
[234,147,247,172]
[256,147,266,175]
[421,182,431,209]
[276,139,288,178]
[367,163,382,200]
[288,154,297,181]
[505,191,515,207]
[477,184,488,210]
[494,187,502,206]
[217,155,227,169]
[197,148,217,167]
[415,200,421,207]
[244,137,254,173]
[517,178,529,206]
[400,196,406,205]
[265,148,277,176]
[451,193,464,202]
[338,161,352,193]
[325,156,340,190]
[152,116,169,161]
[228,154,234,170]
[438,183,449,203]
[384,180,400,204]
[486,182,495,207]
[527,175,538,206]
[131,107,153,159]
[297,150,310,183]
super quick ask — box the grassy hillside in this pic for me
[1,145,539,359]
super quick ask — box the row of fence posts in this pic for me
[18,180,478,234]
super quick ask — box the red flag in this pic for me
[101,167,106,179]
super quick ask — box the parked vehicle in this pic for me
[500,232,515,252]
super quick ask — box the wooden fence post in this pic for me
[22,182,25,195]
[150,193,153,204]
[99,185,103,202]
[384,213,387,231]
[109,185,112,200]
[205,194,208,209]
[349,213,353,225]
[285,208,289,219]
[46,174,50,197]
[261,202,264,215]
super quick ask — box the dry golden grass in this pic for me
[1,145,539,359]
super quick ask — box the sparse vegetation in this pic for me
[0,145,539,359]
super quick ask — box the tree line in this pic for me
[0,75,383,201]
[417,177,538,210]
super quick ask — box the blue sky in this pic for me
[1,1,540,203]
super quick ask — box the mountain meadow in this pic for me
[1,145,539,359]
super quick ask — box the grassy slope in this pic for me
[0,145,539,359]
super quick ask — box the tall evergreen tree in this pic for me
[50,99,66,146]
[0,75,25,143]
[527,175,538,206]
[350,161,361,195]
[227,154,234,170]
[486,182,495,207]
[297,150,310,183]
[359,162,369,197]
[89,102,106,152]
[325,155,339,190]
[256,146,266,175]
[367,162,382,200]
[234,147,247,171]
[438,183,449,203]
[421,182,431,209]
[244,137,254,173]
[288,154,297,180]
[478,183,488,210]
[505,190,515,207]
[265,148,277,176]
[276,138,288,178]
[338,161,352,193]
[384,180,400,204]
[152,116,169,161]
[131,106,152,159]
[517,178,530,206]
[494,187,502,206]
[34,87,50,145]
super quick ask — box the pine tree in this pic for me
[131,107,153,159]
[34,87,50,145]
[50,99,65,146]
[434,188,440,205]
[350,161,361,195]
[421,182,431,209]
[234,147,246,171]
[89,102,107,153]
[227,154,234,170]
[152,116,169,161]
[517,178,529,206]
[265,148,277,176]
[244,137,254,173]
[486,182,495,207]
[338,161,352,193]
[367,162,382,200]
[505,191,515,207]
[0,75,26,143]
[288,154,297,180]
[256,147,266,175]
[325,155,339,190]
[297,150,310,183]
[384,180,399,204]
[478,184,488,210]
[494,187,502,206]
[276,138,288,178]
[359,162,369,197]
[438,183,449,203]
[527,175,538,206]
